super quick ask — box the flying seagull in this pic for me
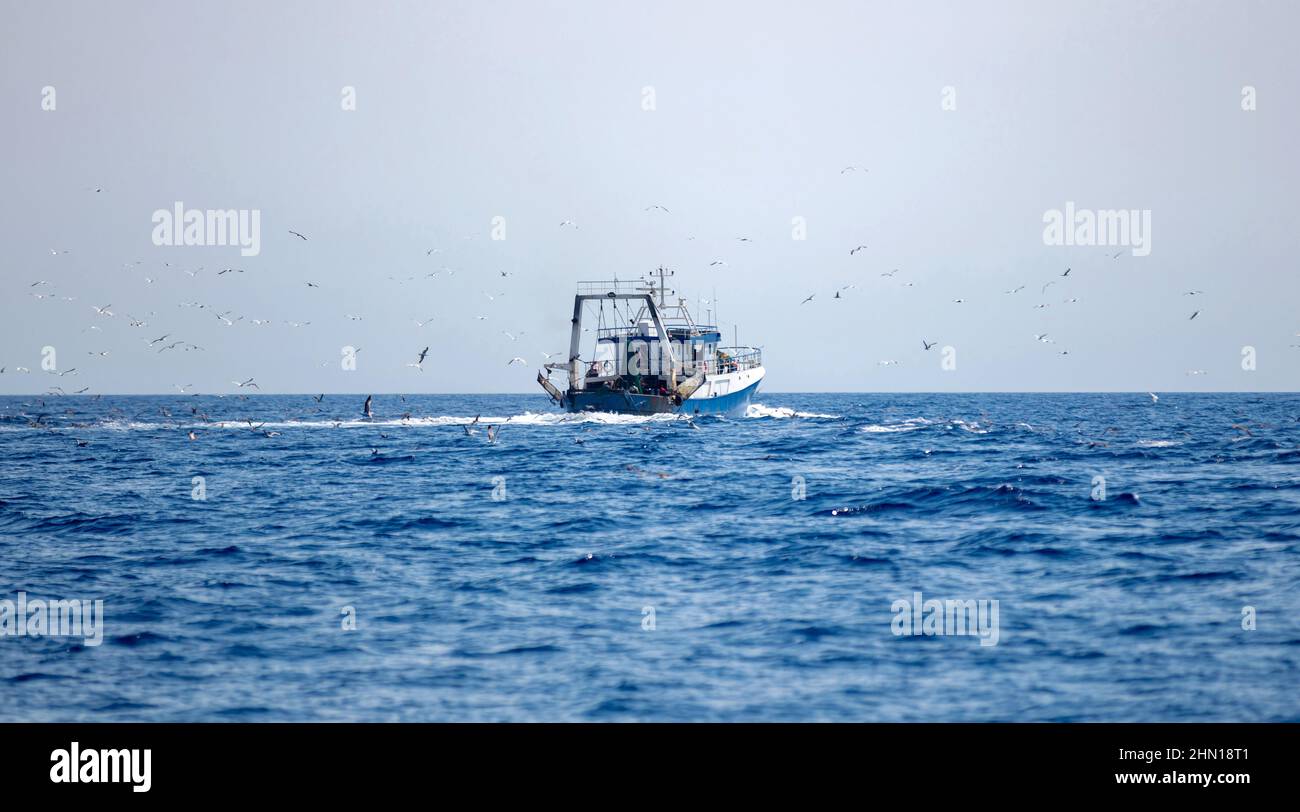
[849,245,868,255]
[923,340,936,350]
[289,230,307,240]
[1189,311,1200,320]
[233,378,259,389]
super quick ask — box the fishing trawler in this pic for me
[536,268,764,417]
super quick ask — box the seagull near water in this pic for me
[232,378,259,390]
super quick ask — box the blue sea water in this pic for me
[1,392,1298,722]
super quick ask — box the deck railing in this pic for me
[713,347,762,373]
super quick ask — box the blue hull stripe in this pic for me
[565,378,761,418]
[680,378,761,417]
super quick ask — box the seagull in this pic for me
[486,424,500,444]
[1112,251,1123,259]
[507,357,527,366]
[363,395,374,419]
[233,378,259,389]
[1147,392,1159,403]
[1041,281,1056,294]
[1004,285,1025,294]
[306,281,320,288]
[289,230,307,240]
[952,298,966,304]
[559,220,577,228]
[188,431,198,441]
[800,294,815,305]
[417,346,430,364]
[1189,311,1200,320]
[880,269,898,277]
[922,340,936,350]
[833,291,842,299]
[1184,290,1204,296]
[644,205,670,213]
[216,268,243,275]
[877,360,900,366]
[849,245,868,255]
[313,394,324,403]
[463,415,481,436]
[1061,267,1071,277]
[840,166,864,174]
[175,384,193,393]
[1034,334,1052,344]
[414,316,435,327]
[92,304,113,316]
[709,260,726,267]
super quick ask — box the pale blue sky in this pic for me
[1,0,1297,393]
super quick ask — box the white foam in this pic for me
[859,417,931,434]
[745,404,838,419]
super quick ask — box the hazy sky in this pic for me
[2,0,1297,394]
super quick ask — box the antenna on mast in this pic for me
[643,266,674,307]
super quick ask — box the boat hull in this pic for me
[565,368,763,418]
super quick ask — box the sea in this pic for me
[2,392,1298,722]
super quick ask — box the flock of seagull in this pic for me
[793,229,1224,374]
[5,170,1294,405]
